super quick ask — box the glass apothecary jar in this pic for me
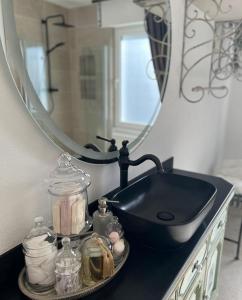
[81,233,114,287]
[48,153,92,237]
[55,237,81,295]
[22,216,57,292]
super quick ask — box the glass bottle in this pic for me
[105,217,125,266]
[22,216,57,292]
[92,197,113,236]
[48,152,92,237]
[105,216,124,244]
[81,233,114,287]
[55,237,81,295]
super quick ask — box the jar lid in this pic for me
[23,216,56,251]
[48,153,91,196]
[55,237,81,273]
[81,233,111,258]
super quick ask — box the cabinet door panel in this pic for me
[185,277,203,300]
[206,248,218,297]
[209,210,227,252]
[168,292,176,300]
[204,237,224,300]
[179,267,205,300]
[179,243,207,296]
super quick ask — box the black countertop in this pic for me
[0,169,234,300]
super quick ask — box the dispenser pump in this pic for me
[98,197,108,215]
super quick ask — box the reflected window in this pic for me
[23,42,49,111]
[118,29,160,126]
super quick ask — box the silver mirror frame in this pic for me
[1,0,171,164]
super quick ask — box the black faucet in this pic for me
[118,140,163,189]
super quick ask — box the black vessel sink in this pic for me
[112,172,217,249]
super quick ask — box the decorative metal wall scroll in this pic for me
[180,0,242,103]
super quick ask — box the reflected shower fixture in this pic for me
[41,15,74,93]
[53,20,74,28]
[179,0,242,103]
[53,22,74,27]
[47,42,65,55]
[42,14,74,28]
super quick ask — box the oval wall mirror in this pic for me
[1,0,171,163]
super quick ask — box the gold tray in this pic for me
[18,241,130,300]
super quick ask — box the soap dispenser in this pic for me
[92,197,113,236]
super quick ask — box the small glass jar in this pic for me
[105,217,125,266]
[81,233,114,287]
[48,153,92,237]
[105,217,124,244]
[23,216,57,292]
[93,197,113,236]
[55,237,81,296]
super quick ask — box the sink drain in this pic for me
[157,211,175,221]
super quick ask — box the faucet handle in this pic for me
[119,140,129,157]
[96,135,117,152]
[122,140,129,148]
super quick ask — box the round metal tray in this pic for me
[18,241,130,300]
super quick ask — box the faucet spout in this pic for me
[118,140,163,189]
[128,154,163,171]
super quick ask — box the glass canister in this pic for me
[81,233,114,287]
[48,153,92,237]
[23,216,57,292]
[55,237,81,295]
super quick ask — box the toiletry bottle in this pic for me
[93,197,113,236]
[55,237,81,295]
[23,216,57,292]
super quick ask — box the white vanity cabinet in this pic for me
[167,203,229,300]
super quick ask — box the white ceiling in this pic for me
[45,0,93,9]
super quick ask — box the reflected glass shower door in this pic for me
[79,46,109,151]
[21,40,52,113]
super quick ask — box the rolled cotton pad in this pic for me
[109,231,120,244]
[25,234,48,249]
[113,239,125,256]
[26,264,46,284]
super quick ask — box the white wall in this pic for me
[0,0,230,254]
[223,78,242,159]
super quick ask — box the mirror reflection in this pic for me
[5,0,171,161]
